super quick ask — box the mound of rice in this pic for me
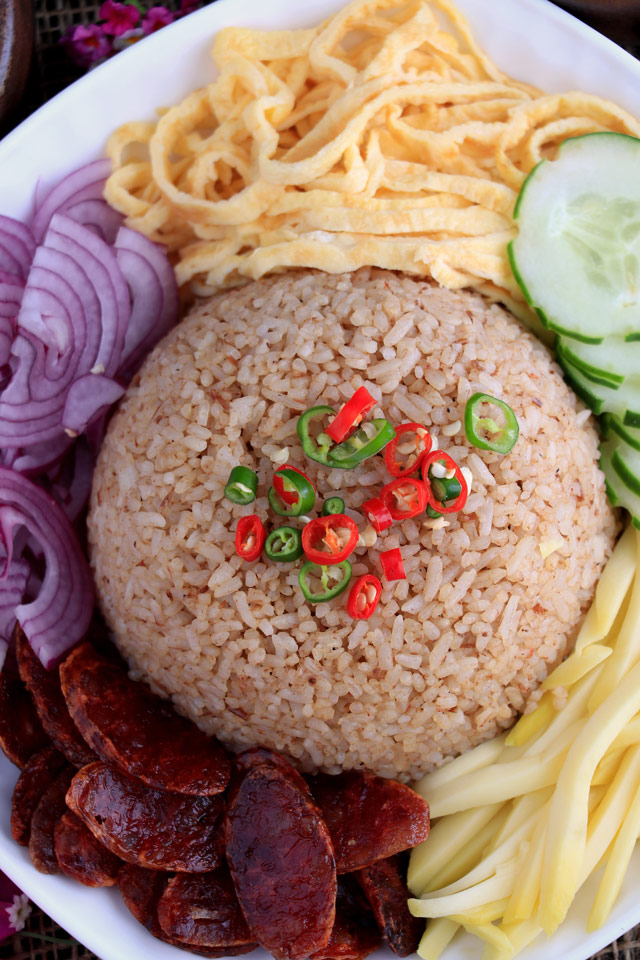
[88,268,616,781]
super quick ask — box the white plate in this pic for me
[1,1,640,958]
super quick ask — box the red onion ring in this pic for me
[0,558,29,668]
[0,216,36,280]
[115,226,179,377]
[31,159,113,244]
[0,466,93,668]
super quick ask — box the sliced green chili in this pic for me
[299,559,352,603]
[426,503,443,519]
[322,496,345,516]
[464,393,519,454]
[273,468,316,514]
[297,405,335,466]
[429,473,462,504]
[268,485,308,518]
[224,465,258,505]
[265,526,303,562]
[327,419,396,469]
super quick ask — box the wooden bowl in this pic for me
[0,0,34,127]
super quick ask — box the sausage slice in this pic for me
[16,627,95,767]
[60,643,230,795]
[11,745,67,845]
[226,761,337,960]
[307,770,430,873]
[67,761,225,872]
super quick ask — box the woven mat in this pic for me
[3,0,640,958]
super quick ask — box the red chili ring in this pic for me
[421,450,468,514]
[301,514,359,565]
[381,477,428,521]
[384,422,432,478]
[346,574,383,620]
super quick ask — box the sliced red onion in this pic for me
[46,438,94,524]
[0,212,131,447]
[115,226,179,376]
[0,558,30,657]
[2,435,72,476]
[31,159,113,244]
[63,373,124,435]
[62,200,123,246]
[0,466,93,668]
[46,213,130,375]
[0,216,36,280]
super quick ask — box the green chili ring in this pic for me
[299,560,352,603]
[297,405,336,466]
[265,526,303,562]
[464,393,519,454]
[224,465,258,505]
[322,496,345,516]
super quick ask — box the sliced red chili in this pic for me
[346,574,382,620]
[383,422,432,478]
[379,548,406,582]
[235,515,266,562]
[301,515,359,565]
[361,497,393,533]
[325,386,377,444]
[421,450,468,514]
[273,465,315,506]
[381,478,428,521]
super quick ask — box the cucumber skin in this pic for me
[612,447,640,498]
[557,340,624,387]
[557,355,605,414]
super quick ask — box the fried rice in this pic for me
[88,268,617,781]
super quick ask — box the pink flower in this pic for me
[179,0,201,15]
[0,872,31,942]
[62,23,112,67]
[142,6,174,34]
[99,1,140,36]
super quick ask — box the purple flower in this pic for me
[142,6,174,34]
[62,23,112,67]
[0,872,31,942]
[99,1,141,36]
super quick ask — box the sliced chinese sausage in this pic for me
[11,745,67,846]
[118,865,243,959]
[157,868,256,954]
[356,855,423,957]
[226,761,337,960]
[29,765,74,874]
[54,810,122,887]
[15,627,95,767]
[118,864,169,938]
[0,662,49,769]
[66,761,225,872]
[59,643,230,795]
[310,876,381,960]
[307,770,430,873]
[232,748,311,802]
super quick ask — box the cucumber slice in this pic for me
[557,351,640,421]
[612,439,640,498]
[557,338,622,388]
[556,335,640,386]
[604,413,640,452]
[510,132,640,342]
[600,439,640,528]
